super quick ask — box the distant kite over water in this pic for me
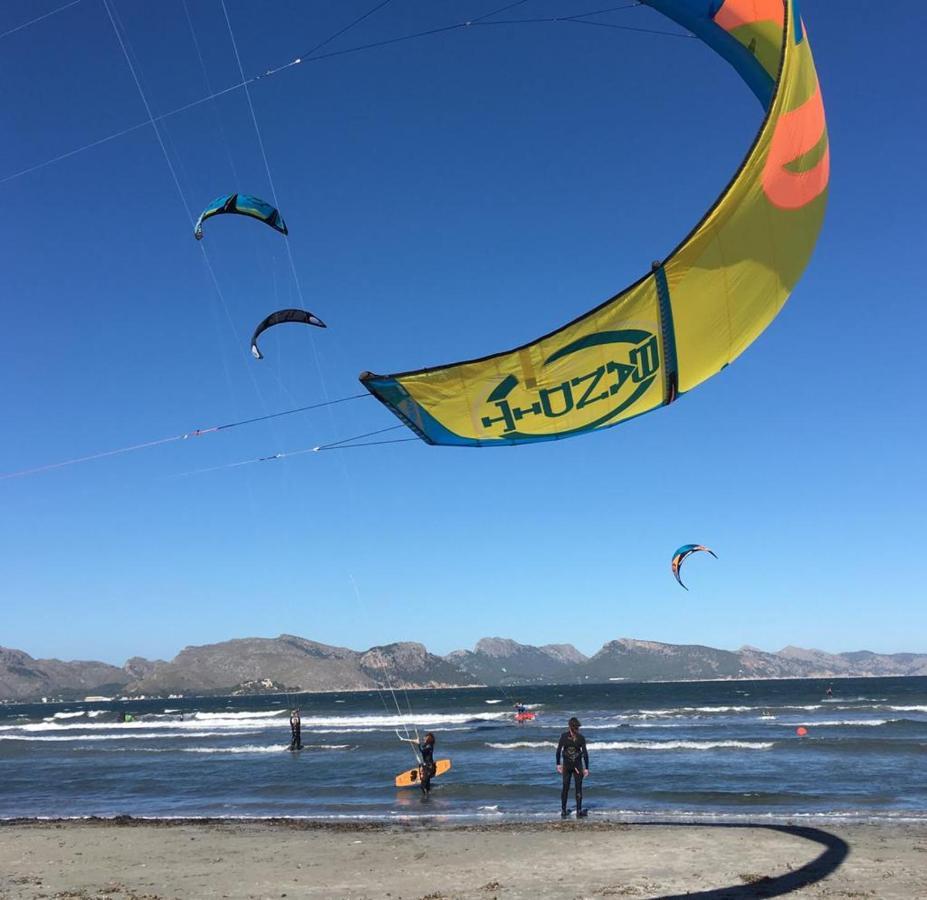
[671,544,718,590]
[194,193,288,240]
[361,0,829,446]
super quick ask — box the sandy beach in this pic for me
[1,819,925,899]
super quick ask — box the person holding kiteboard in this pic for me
[399,732,437,795]
[556,717,589,818]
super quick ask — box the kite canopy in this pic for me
[361,0,828,446]
[194,193,288,240]
[250,308,326,359]
[671,544,718,590]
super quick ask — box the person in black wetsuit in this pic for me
[556,716,589,818]
[400,732,437,794]
[289,709,302,751]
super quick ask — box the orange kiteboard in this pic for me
[394,758,452,788]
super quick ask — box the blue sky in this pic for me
[1,1,924,665]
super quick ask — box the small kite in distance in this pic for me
[194,192,287,240]
[671,544,717,590]
[250,308,326,360]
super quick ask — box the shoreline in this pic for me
[2,818,926,898]
[5,811,927,827]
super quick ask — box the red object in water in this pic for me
[796,726,808,736]
[515,712,536,722]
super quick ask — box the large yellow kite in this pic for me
[361,0,828,446]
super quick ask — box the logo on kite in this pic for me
[480,330,661,439]
[671,544,717,590]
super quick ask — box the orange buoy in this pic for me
[796,726,808,737]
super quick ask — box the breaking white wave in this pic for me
[180,744,286,754]
[635,704,823,717]
[180,743,355,754]
[782,719,890,727]
[291,712,509,729]
[192,710,287,721]
[0,718,275,734]
[486,740,774,751]
[0,731,252,742]
[888,706,927,713]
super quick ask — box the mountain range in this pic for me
[2,635,926,702]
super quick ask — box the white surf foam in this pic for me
[192,710,286,721]
[180,744,285,754]
[0,718,274,734]
[487,739,774,751]
[291,712,509,729]
[782,719,890,727]
[0,730,252,742]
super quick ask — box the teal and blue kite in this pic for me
[671,544,717,590]
[194,193,287,240]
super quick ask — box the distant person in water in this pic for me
[556,716,589,818]
[826,684,833,698]
[289,709,302,751]
[514,701,527,714]
[400,732,437,794]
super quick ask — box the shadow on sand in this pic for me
[650,822,849,898]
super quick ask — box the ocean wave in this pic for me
[823,697,888,703]
[484,700,503,705]
[781,719,891,727]
[290,712,509,729]
[0,730,252,742]
[192,710,287,721]
[486,740,774,751]
[0,718,275,734]
[888,706,927,713]
[635,704,823,716]
[180,744,286,754]
[180,743,355,754]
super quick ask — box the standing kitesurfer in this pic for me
[556,717,589,818]
[400,732,437,795]
[289,709,302,751]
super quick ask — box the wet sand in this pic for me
[1,819,925,899]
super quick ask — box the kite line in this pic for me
[0,393,371,481]
[0,2,691,185]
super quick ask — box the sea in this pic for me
[2,677,927,823]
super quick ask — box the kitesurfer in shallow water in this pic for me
[400,732,437,794]
[289,709,302,751]
[557,717,589,818]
